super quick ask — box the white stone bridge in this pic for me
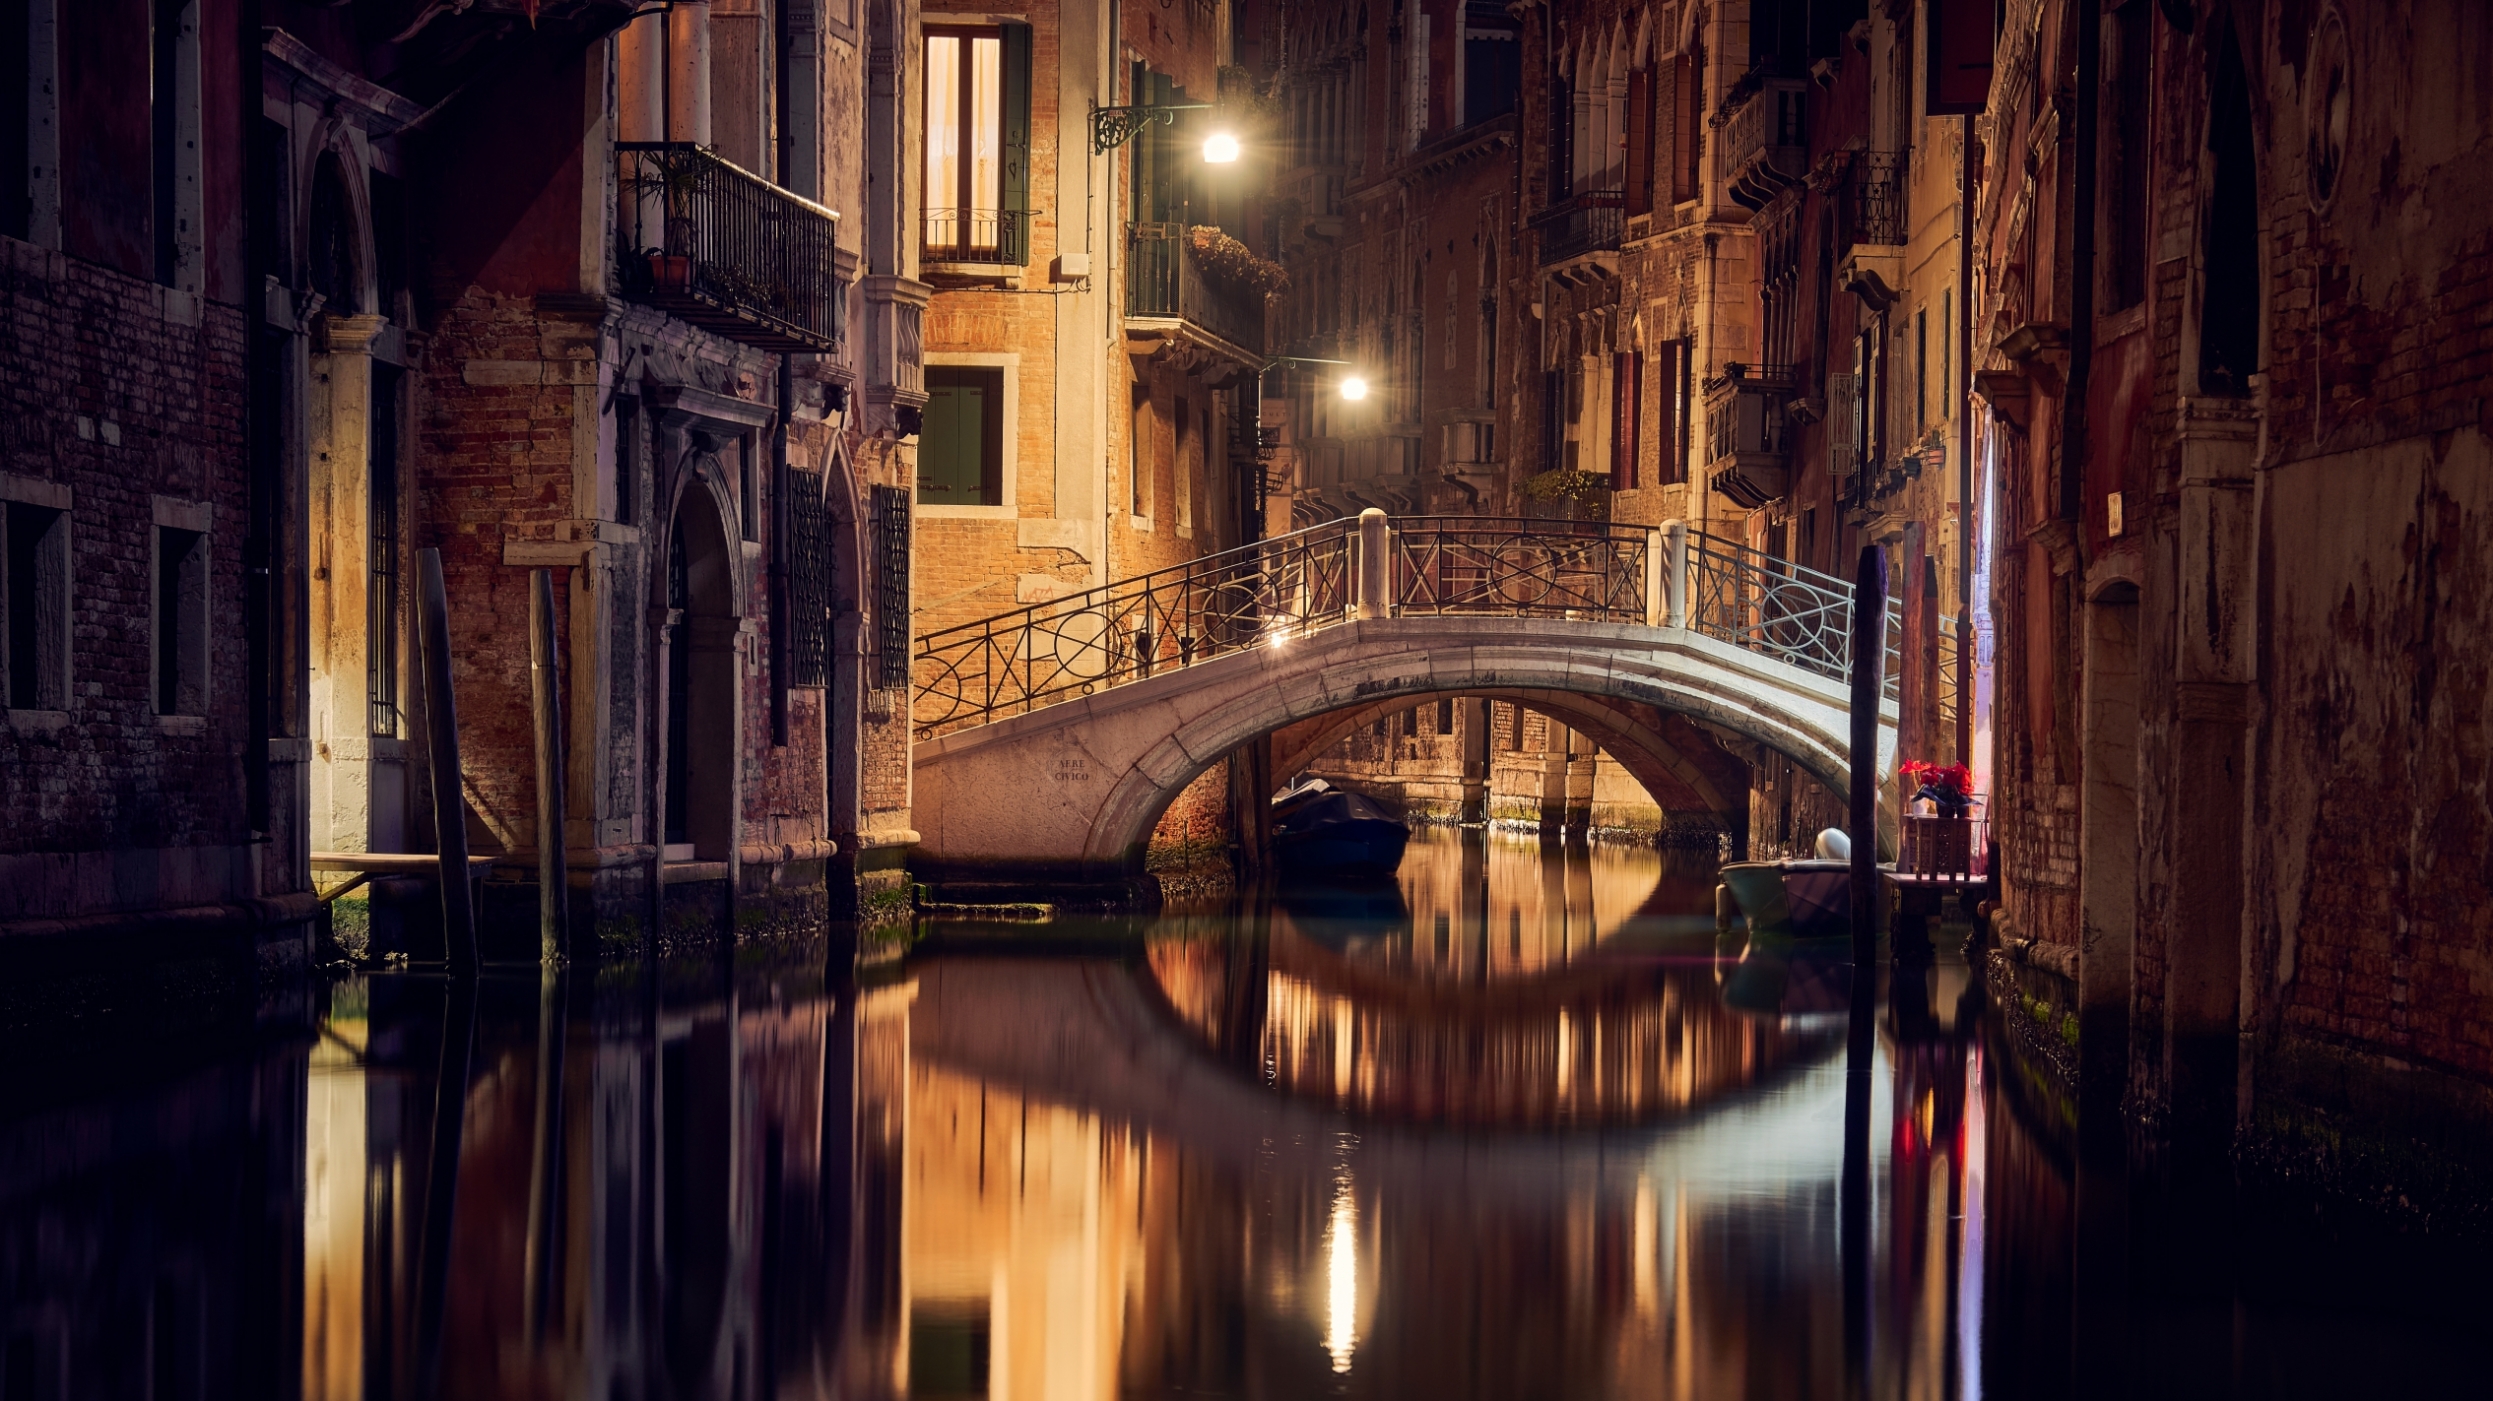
[908,512,1906,898]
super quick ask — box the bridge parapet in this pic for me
[914,511,1920,740]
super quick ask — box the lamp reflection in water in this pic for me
[1324,1157,1360,1374]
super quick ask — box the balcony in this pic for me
[1530,189,1625,282]
[922,207,1032,269]
[1126,226,1269,366]
[1721,77,1810,211]
[1704,363,1796,509]
[1836,151,1908,304]
[616,143,843,353]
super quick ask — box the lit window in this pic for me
[924,27,1030,263]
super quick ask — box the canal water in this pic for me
[1,829,2477,1398]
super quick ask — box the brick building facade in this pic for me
[1973,0,2493,1204]
[1,0,927,982]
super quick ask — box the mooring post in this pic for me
[1357,508,1390,619]
[1847,544,1889,971]
[417,547,478,976]
[530,568,571,965]
[1660,518,1690,628]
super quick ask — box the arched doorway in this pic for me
[665,480,738,862]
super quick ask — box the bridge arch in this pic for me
[1267,689,1752,821]
[908,614,1892,894]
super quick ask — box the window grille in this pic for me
[872,485,911,690]
[369,365,401,735]
[790,467,833,688]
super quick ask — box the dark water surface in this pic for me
[1,829,2476,1398]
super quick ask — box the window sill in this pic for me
[155,713,207,735]
[918,502,1018,520]
[4,708,69,733]
[923,261,1024,286]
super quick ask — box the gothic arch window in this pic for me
[307,152,363,315]
[2199,29,2261,396]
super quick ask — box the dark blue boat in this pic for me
[1271,780,1410,879]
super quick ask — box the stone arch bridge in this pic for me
[909,513,1916,898]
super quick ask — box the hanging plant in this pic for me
[1187,226,1290,297]
[1518,468,1612,504]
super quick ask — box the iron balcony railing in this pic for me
[1722,76,1810,210]
[1126,226,1268,356]
[1529,189,1626,268]
[916,515,1896,737]
[617,142,843,353]
[923,207,1032,265]
[1839,151,1907,252]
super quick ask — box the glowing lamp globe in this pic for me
[1203,132,1242,164]
[1339,376,1370,402]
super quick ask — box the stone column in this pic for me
[308,313,386,854]
[667,0,712,146]
[2164,395,2259,1130]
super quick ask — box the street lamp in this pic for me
[1338,375,1369,402]
[1090,101,1215,155]
[1202,131,1242,164]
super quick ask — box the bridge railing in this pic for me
[1392,517,1648,621]
[1686,535,1904,692]
[915,514,1886,738]
[913,516,1360,738]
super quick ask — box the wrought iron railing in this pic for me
[1530,189,1626,267]
[1839,151,1906,251]
[915,516,1904,737]
[1686,534,1904,694]
[923,207,1032,264]
[1393,517,1647,620]
[616,142,843,353]
[913,516,1358,737]
[1126,227,1268,355]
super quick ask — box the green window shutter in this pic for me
[919,368,1004,506]
[1000,23,1033,265]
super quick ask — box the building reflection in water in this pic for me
[6,833,2474,1397]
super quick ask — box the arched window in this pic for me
[307,153,362,315]
[2199,31,2260,396]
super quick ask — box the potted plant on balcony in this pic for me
[1518,467,1612,523]
[1186,226,1290,297]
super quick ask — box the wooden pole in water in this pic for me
[417,548,478,976]
[1848,543,1889,969]
[530,568,571,964]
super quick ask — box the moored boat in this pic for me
[1271,779,1411,879]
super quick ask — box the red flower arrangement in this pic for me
[1899,760,1977,815]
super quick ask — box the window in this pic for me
[1612,351,1640,489]
[2104,0,2153,311]
[1462,3,1520,125]
[2200,30,2259,395]
[1915,309,1928,431]
[370,364,401,735]
[919,367,1004,507]
[1669,51,1703,204]
[154,524,205,715]
[4,500,68,710]
[1129,388,1153,519]
[1626,67,1654,216]
[871,485,910,690]
[739,433,758,540]
[1652,339,1683,485]
[1,0,29,240]
[1437,696,1455,733]
[924,25,1031,263]
[1940,289,1953,420]
[1174,396,1192,534]
[614,397,640,524]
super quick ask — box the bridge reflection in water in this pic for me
[4,835,2479,1399]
